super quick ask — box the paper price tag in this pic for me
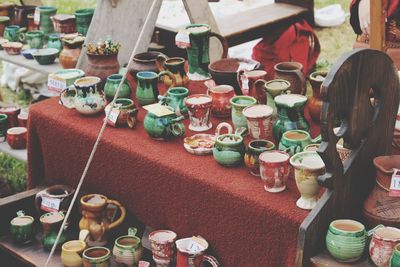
[186,240,204,253]
[389,169,400,197]
[48,75,67,93]
[241,75,249,90]
[41,196,61,212]
[34,8,40,25]
[106,108,120,127]
[175,29,191,48]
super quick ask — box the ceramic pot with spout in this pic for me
[113,227,144,267]
[274,62,306,95]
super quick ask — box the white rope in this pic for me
[44,0,160,265]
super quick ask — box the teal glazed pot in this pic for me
[272,93,309,143]
[26,30,44,49]
[244,139,275,176]
[136,71,175,106]
[37,6,57,34]
[144,108,185,140]
[158,87,189,117]
[74,8,94,36]
[47,33,62,54]
[230,95,257,129]
[3,25,25,42]
[326,219,367,262]
[104,74,131,102]
[10,212,35,244]
[279,130,321,156]
[391,244,400,267]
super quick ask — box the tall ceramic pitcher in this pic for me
[183,24,228,81]
[274,62,306,95]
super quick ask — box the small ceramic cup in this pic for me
[113,227,144,267]
[176,236,220,267]
[158,87,189,117]
[83,246,111,267]
[206,84,235,118]
[230,95,257,129]
[149,230,177,266]
[0,114,8,142]
[185,94,213,132]
[369,226,400,267]
[61,230,89,267]
[391,243,400,267]
[242,104,274,140]
[10,211,35,244]
[7,127,27,149]
[279,130,321,156]
[244,139,275,176]
[326,219,367,262]
[259,150,290,192]
[17,109,28,128]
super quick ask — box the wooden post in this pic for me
[370,0,385,51]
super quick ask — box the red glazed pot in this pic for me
[17,111,28,128]
[373,155,400,191]
[149,230,177,265]
[369,226,400,267]
[51,14,76,34]
[307,71,327,123]
[206,84,235,118]
[7,127,27,149]
[84,52,120,82]
[0,106,20,128]
[259,150,290,192]
[237,69,268,103]
[185,94,213,132]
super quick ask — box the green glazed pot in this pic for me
[273,93,309,143]
[244,139,275,176]
[391,244,400,267]
[112,227,144,266]
[47,33,62,54]
[83,247,111,267]
[213,133,245,167]
[74,8,94,36]
[279,130,321,156]
[26,30,44,49]
[136,71,175,106]
[37,6,57,34]
[265,79,291,116]
[230,95,257,129]
[0,114,8,142]
[42,231,68,251]
[326,219,367,262]
[158,87,189,117]
[3,25,26,42]
[104,74,132,102]
[10,213,35,244]
[144,109,185,140]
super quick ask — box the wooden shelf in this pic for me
[311,251,375,267]
[0,51,61,75]
[0,142,27,162]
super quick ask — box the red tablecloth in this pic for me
[27,80,319,266]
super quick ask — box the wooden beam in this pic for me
[370,0,385,50]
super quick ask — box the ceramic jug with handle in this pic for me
[274,62,306,95]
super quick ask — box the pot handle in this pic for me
[170,120,185,137]
[311,134,322,143]
[106,199,126,230]
[202,255,220,267]
[253,79,267,102]
[367,224,384,238]
[209,32,228,59]
[127,108,138,129]
[158,70,176,89]
[156,54,168,72]
[234,127,247,137]
[60,85,77,109]
[128,227,138,237]
[215,122,233,137]
[294,69,306,95]
[237,70,246,95]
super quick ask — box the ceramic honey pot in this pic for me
[156,55,188,87]
[259,150,290,193]
[136,71,176,106]
[279,130,321,156]
[79,194,126,246]
[244,139,275,176]
[158,87,189,117]
[230,95,257,129]
[113,227,144,267]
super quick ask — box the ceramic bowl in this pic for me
[21,48,37,59]
[7,127,27,149]
[2,42,23,55]
[0,37,9,50]
[373,155,400,191]
[31,48,59,65]
[184,134,215,155]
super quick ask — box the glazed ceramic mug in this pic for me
[40,211,68,250]
[158,87,189,117]
[83,246,111,267]
[369,226,400,267]
[25,30,44,49]
[143,106,185,140]
[230,95,257,129]
[113,227,144,267]
[104,98,138,129]
[61,230,89,267]
[3,25,26,42]
[391,243,400,267]
[244,139,275,176]
[156,55,189,87]
[279,130,321,156]
[185,94,213,132]
[242,104,274,140]
[149,230,177,267]
[104,74,132,102]
[10,211,35,244]
[0,114,8,142]
[206,84,235,118]
[135,71,176,106]
[237,69,268,103]
[259,150,290,192]
[176,236,220,267]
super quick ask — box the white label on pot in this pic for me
[175,29,191,48]
[186,240,205,253]
[34,9,40,25]
[106,109,120,127]
[41,197,61,212]
[241,75,249,91]
[390,169,400,197]
[48,75,67,93]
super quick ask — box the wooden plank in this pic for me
[0,142,27,162]
[276,0,314,25]
[0,186,44,207]
[77,0,163,70]
[311,251,374,267]
[20,0,43,6]
[370,0,385,50]
[0,51,61,75]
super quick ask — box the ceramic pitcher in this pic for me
[237,70,268,103]
[113,227,144,267]
[3,25,26,42]
[274,62,306,95]
[156,55,189,87]
[136,71,176,106]
[369,226,400,267]
[230,95,257,129]
[158,87,189,117]
[183,24,228,81]
[79,194,126,246]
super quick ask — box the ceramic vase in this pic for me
[157,55,188,87]
[244,139,275,176]
[184,23,228,81]
[129,51,163,78]
[185,94,213,132]
[13,5,35,27]
[279,130,321,156]
[59,37,84,69]
[104,74,131,102]
[85,52,120,82]
[136,71,176,106]
[307,71,327,123]
[158,87,189,117]
[259,150,290,192]
[369,226,400,266]
[237,69,268,103]
[230,95,257,129]
[290,151,325,210]
[274,61,306,95]
[391,244,400,267]
[113,227,144,267]
[242,104,274,140]
[273,94,309,143]
[149,230,177,267]
[37,6,57,34]
[74,8,94,36]
[143,108,185,140]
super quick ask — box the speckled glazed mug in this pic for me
[259,150,290,193]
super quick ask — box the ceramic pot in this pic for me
[51,14,76,34]
[47,33,62,54]
[37,6,57,34]
[230,95,257,129]
[244,139,275,176]
[0,106,20,128]
[79,194,126,246]
[184,23,228,81]
[104,74,131,102]
[2,41,22,55]
[59,37,84,69]
[60,76,106,115]
[279,130,321,156]
[237,70,268,103]
[185,94,213,132]
[129,51,163,78]
[143,107,185,140]
[209,57,260,95]
[149,230,177,266]
[74,8,94,36]
[25,30,44,49]
[212,122,246,167]
[265,79,291,102]
[7,127,26,149]
[369,226,400,266]
[40,211,68,250]
[10,211,34,244]
[391,244,400,267]
[290,151,325,210]
[61,238,87,267]
[242,104,273,140]
[27,14,37,31]
[0,16,10,36]
[3,25,25,42]
[176,236,220,267]
[113,227,144,267]
[307,71,327,123]
[205,84,235,118]
[373,155,400,191]
[0,3,14,18]
[13,5,35,28]
[157,55,188,87]
[326,219,368,262]
[83,247,111,267]
[303,143,320,152]
[158,87,189,117]
[274,62,306,95]
[0,114,7,142]
[136,71,176,106]
[35,184,75,214]
[104,98,138,128]
[259,150,290,192]
[17,111,27,128]
[85,52,120,82]
[273,94,309,143]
